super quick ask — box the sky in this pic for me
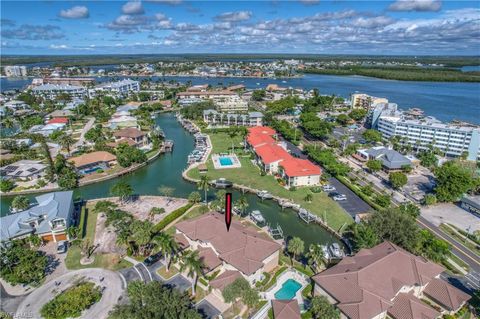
[1,0,479,55]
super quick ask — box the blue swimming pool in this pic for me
[219,157,233,166]
[274,279,302,300]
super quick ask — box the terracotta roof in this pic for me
[69,151,116,168]
[247,134,276,148]
[280,158,321,177]
[248,126,276,136]
[272,300,301,319]
[423,278,471,311]
[106,138,136,148]
[387,293,440,319]
[198,247,222,273]
[177,90,235,96]
[312,241,445,319]
[174,233,190,250]
[176,212,281,275]
[210,270,242,292]
[254,144,290,164]
[47,117,69,124]
[113,127,146,139]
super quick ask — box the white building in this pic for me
[350,93,388,109]
[31,84,86,99]
[203,109,263,127]
[89,79,140,97]
[3,65,27,77]
[213,94,248,112]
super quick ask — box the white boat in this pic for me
[282,80,287,83]
[321,245,331,260]
[257,190,273,199]
[329,243,343,259]
[250,210,266,225]
[256,82,260,85]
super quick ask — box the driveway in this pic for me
[16,268,124,319]
[328,178,372,217]
[196,299,221,319]
[72,117,95,151]
[165,274,191,292]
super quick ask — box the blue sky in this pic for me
[1,0,479,55]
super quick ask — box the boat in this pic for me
[257,190,273,199]
[321,245,331,260]
[256,82,260,85]
[282,80,287,83]
[250,210,266,226]
[328,243,343,259]
[213,178,233,188]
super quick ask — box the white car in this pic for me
[56,241,67,254]
[322,185,336,192]
[333,194,347,201]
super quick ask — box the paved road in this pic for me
[328,178,371,217]
[16,268,124,319]
[72,117,95,151]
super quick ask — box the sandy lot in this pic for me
[421,203,480,232]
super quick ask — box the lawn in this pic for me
[65,203,132,271]
[187,131,353,231]
[157,265,179,280]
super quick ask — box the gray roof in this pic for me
[0,191,73,242]
[32,84,84,91]
[365,147,411,169]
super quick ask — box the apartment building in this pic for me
[213,94,248,112]
[31,83,86,99]
[369,103,480,160]
[89,79,140,97]
[203,109,263,127]
[350,93,388,109]
[3,65,27,77]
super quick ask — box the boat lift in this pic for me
[268,223,284,239]
[298,208,317,224]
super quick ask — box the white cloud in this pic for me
[389,0,442,12]
[50,44,68,49]
[59,6,89,19]
[122,1,144,15]
[215,11,252,22]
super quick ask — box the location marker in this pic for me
[225,192,232,231]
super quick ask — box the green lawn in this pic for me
[188,131,353,231]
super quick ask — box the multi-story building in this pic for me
[213,94,248,112]
[31,83,86,99]
[3,65,27,77]
[177,90,248,112]
[203,109,263,127]
[368,103,480,160]
[89,79,140,97]
[350,93,388,109]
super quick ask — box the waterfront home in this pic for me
[246,126,277,148]
[355,146,412,171]
[187,84,208,92]
[29,123,66,136]
[113,128,149,148]
[69,151,117,174]
[279,158,322,187]
[0,159,46,181]
[3,100,30,111]
[271,300,301,319]
[253,143,291,174]
[312,241,470,319]
[175,212,281,285]
[0,191,74,243]
[108,115,139,129]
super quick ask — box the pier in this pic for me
[298,208,318,224]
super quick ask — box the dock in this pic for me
[268,223,284,240]
[298,208,318,224]
[163,140,174,152]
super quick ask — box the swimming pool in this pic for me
[274,279,302,300]
[219,157,233,166]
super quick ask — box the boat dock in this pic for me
[298,208,319,224]
[163,140,174,152]
[268,223,284,240]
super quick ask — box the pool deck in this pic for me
[263,269,309,306]
[212,153,242,170]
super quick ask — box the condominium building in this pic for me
[368,103,480,160]
[3,65,27,77]
[213,94,248,112]
[89,79,140,97]
[31,83,86,99]
[350,93,388,109]
[203,109,263,127]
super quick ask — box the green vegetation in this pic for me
[0,240,48,286]
[110,182,133,202]
[439,224,480,255]
[434,161,478,202]
[115,143,147,167]
[287,237,305,265]
[153,203,193,231]
[362,129,382,144]
[304,66,480,82]
[40,282,102,319]
[223,277,260,311]
[310,295,341,319]
[180,101,214,120]
[262,266,288,291]
[108,280,201,319]
[271,119,302,145]
[187,132,353,231]
[366,159,382,172]
[179,250,204,296]
[0,179,15,192]
[252,89,266,101]
[300,112,333,139]
[11,195,30,211]
[304,146,350,176]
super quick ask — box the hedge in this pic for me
[153,203,193,232]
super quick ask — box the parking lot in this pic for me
[197,299,221,319]
[328,178,372,218]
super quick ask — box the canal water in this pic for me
[0,113,341,248]
[2,73,480,124]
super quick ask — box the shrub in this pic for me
[423,194,437,206]
[153,203,193,232]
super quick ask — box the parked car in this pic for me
[144,252,162,266]
[322,184,336,192]
[56,240,67,254]
[332,193,347,201]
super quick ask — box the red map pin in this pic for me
[225,193,232,232]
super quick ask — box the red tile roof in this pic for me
[47,117,69,124]
[247,134,276,148]
[280,158,321,177]
[272,300,301,319]
[423,278,471,311]
[254,144,290,164]
[387,293,440,319]
[248,126,276,136]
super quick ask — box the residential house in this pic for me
[175,212,281,286]
[254,143,291,174]
[271,300,301,319]
[355,146,412,171]
[69,151,117,174]
[279,158,322,187]
[108,115,138,129]
[0,160,46,181]
[48,109,74,119]
[113,128,149,148]
[312,241,471,319]
[0,191,74,243]
[29,123,66,136]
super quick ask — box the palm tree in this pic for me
[197,175,210,204]
[227,127,238,154]
[148,207,165,221]
[307,244,324,272]
[59,133,75,155]
[2,117,15,129]
[27,234,42,248]
[158,185,175,205]
[110,182,133,202]
[180,250,204,296]
[237,196,249,216]
[67,226,80,240]
[154,232,179,271]
[304,193,313,203]
[287,237,305,265]
[188,191,201,204]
